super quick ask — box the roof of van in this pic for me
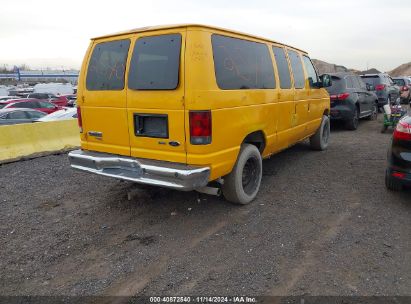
[92,24,307,54]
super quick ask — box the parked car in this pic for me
[0,96,21,102]
[0,108,46,125]
[33,83,74,95]
[392,77,411,104]
[62,94,77,107]
[0,86,9,96]
[37,107,77,121]
[26,93,69,107]
[2,99,61,114]
[326,73,378,130]
[386,115,411,191]
[68,24,333,205]
[360,73,400,109]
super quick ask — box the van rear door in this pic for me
[126,30,187,164]
[81,37,132,156]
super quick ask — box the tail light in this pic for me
[375,84,386,91]
[402,86,409,91]
[189,110,211,145]
[393,120,411,141]
[392,171,406,179]
[77,106,83,133]
[330,92,350,101]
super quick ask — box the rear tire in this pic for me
[310,115,330,151]
[366,103,378,120]
[345,106,359,130]
[385,170,402,191]
[222,144,262,205]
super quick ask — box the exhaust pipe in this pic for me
[196,186,222,196]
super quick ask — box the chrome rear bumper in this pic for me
[68,150,210,191]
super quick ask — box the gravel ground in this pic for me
[0,113,410,297]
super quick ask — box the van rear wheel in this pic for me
[310,115,330,151]
[222,144,262,205]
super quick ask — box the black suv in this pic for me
[360,73,400,109]
[326,73,378,130]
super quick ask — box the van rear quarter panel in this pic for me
[185,29,279,180]
[185,28,329,181]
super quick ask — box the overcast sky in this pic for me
[1,0,410,71]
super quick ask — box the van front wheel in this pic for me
[222,144,262,205]
[310,115,330,151]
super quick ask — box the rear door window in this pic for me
[86,39,130,91]
[358,77,367,90]
[39,102,55,109]
[26,111,45,119]
[352,76,361,88]
[272,46,291,89]
[360,76,380,86]
[30,93,48,99]
[7,111,27,119]
[12,102,31,108]
[128,34,182,90]
[288,50,305,89]
[345,77,354,88]
[326,76,345,94]
[211,34,275,90]
[21,101,40,108]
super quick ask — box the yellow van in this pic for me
[69,24,332,204]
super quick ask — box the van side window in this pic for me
[128,34,182,90]
[302,55,319,88]
[86,39,130,91]
[211,34,275,90]
[288,50,305,89]
[272,46,291,89]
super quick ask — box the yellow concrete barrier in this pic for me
[0,119,80,163]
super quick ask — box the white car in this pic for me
[0,96,21,102]
[37,108,77,121]
[33,83,74,95]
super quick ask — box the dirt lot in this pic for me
[0,114,410,297]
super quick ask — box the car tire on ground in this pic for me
[345,106,359,130]
[222,144,262,205]
[310,115,330,151]
[366,103,378,120]
[385,170,402,191]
